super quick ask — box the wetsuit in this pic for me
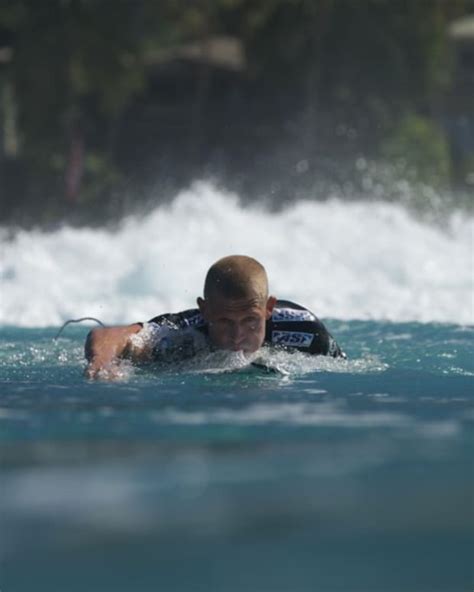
[138,299,345,363]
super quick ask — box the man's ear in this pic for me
[265,296,277,319]
[197,297,207,318]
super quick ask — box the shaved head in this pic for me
[203,255,269,303]
[198,255,276,352]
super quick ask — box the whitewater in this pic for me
[1,181,472,327]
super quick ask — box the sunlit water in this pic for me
[1,184,473,591]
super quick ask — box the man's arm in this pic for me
[84,324,145,379]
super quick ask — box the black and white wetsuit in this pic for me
[136,300,345,363]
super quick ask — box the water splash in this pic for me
[1,181,472,327]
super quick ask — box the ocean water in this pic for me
[1,183,473,591]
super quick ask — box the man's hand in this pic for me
[84,357,129,381]
[84,324,143,380]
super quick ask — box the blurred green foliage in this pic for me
[0,0,473,226]
[381,114,452,186]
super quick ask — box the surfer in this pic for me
[85,255,345,379]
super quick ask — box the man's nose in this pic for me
[230,323,244,343]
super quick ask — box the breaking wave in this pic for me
[1,181,472,326]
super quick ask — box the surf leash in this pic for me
[54,317,105,340]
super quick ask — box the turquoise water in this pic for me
[1,320,473,591]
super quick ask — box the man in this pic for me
[85,255,344,379]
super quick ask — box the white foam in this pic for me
[1,181,472,327]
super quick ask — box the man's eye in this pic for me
[244,317,259,327]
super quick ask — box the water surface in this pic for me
[1,321,472,592]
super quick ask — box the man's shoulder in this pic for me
[266,300,344,357]
[148,308,206,330]
[144,308,208,363]
[270,299,318,323]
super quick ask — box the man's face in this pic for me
[198,295,276,354]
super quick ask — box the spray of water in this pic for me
[1,181,472,327]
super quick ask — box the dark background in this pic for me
[0,0,473,228]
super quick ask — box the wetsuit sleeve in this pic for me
[147,313,178,326]
[133,314,174,330]
[147,308,204,329]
